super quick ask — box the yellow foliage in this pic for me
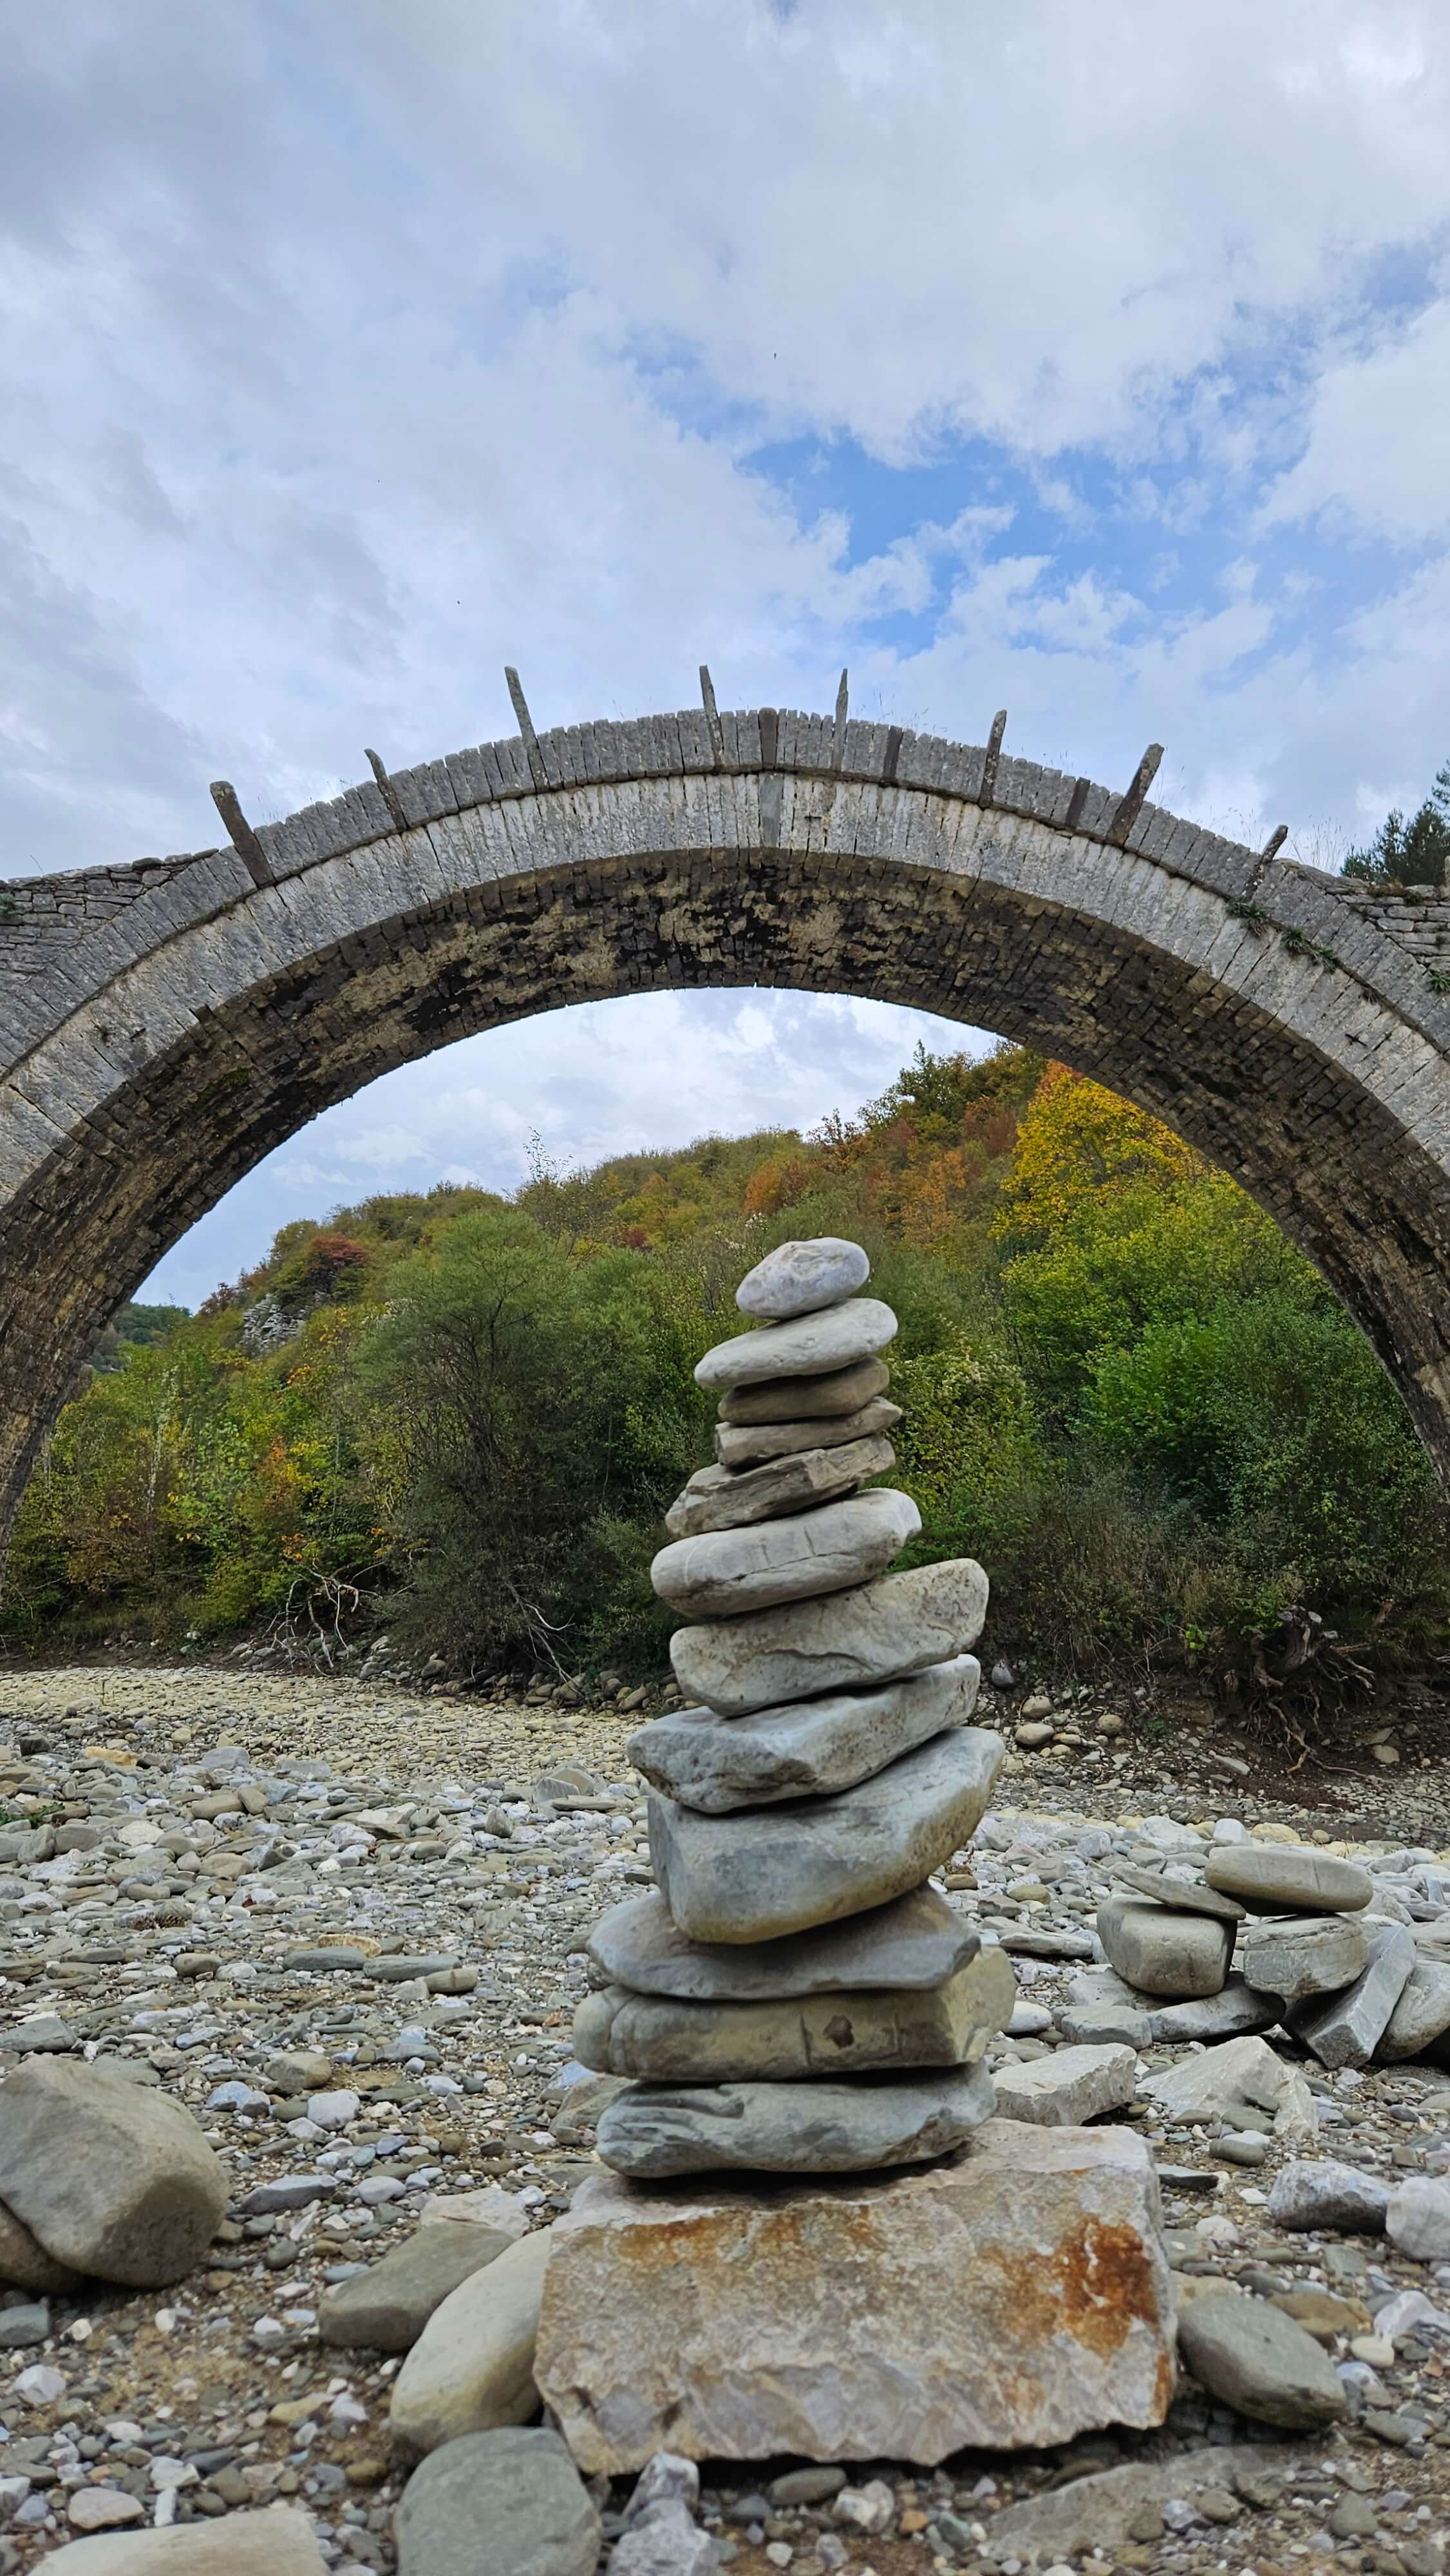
[995,1065,1204,1247]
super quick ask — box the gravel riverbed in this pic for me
[2,1661,1450,2575]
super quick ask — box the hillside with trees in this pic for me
[6,1039,1447,1719]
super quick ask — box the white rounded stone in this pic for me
[694,1300,897,1394]
[735,1238,870,1321]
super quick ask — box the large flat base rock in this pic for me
[534,2120,1176,2471]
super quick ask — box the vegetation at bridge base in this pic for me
[5,1042,1449,1726]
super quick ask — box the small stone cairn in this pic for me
[1094,1837,1426,2070]
[572,1235,1014,2177]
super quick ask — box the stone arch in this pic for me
[5,694,1450,1556]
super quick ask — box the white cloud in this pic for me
[6,0,1450,1298]
[140,989,979,1303]
[1263,286,1450,539]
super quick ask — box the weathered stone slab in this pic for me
[43,2512,326,2573]
[985,2448,1298,2561]
[1095,1894,1232,2000]
[650,1488,919,1618]
[1239,1913,1369,2005]
[665,1434,894,1538]
[718,1356,890,1426]
[1292,1921,1415,2070]
[1204,1846,1372,1913]
[574,1947,1009,2085]
[596,2061,996,2179]
[1377,1956,1450,2062]
[992,2043,1138,2127]
[587,1882,980,2002]
[1111,1859,1245,1924]
[714,1397,901,1471]
[648,1728,1003,1944]
[672,1558,989,1716]
[534,2124,1176,2468]
[318,2221,513,2351]
[1146,1979,1282,2043]
[628,1657,980,1812]
[695,1300,897,1392]
[1144,2035,1318,2144]
[735,1238,869,1320]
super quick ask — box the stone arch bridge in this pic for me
[5,677,1450,1554]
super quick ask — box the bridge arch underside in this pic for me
[6,842,1450,1538]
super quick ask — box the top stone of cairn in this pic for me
[736,1236,871,1322]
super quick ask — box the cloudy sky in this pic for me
[6,3,1450,1303]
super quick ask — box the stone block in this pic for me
[1095,1893,1231,1999]
[992,2042,1138,2126]
[534,2121,1176,2469]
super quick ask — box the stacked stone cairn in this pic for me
[1095,1839,1433,2070]
[572,1235,1015,2178]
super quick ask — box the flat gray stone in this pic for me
[0,2300,50,2347]
[1205,1846,1372,1913]
[1096,1894,1232,2000]
[0,2014,75,2052]
[587,1882,979,2002]
[1378,1956,1450,2063]
[1177,2294,1347,2429]
[1265,2160,1391,2233]
[1240,1913,1370,2005]
[394,2428,599,2576]
[986,2449,1296,2560]
[665,1434,894,1537]
[317,2221,513,2350]
[697,1300,897,1393]
[1292,1922,1415,2070]
[1147,1979,1283,2043]
[573,1947,1012,2084]
[996,1924,1096,1960]
[715,1397,901,1472]
[0,2058,228,2288]
[650,1488,919,1618]
[719,1356,890,1426]
[672,1558,989,1716]
[735,1238,870,1321]
[42,2510,327,2573]
[595,2061,997,2179]
[628,1656,980,1812]
[1111,1859,1245,1924]
[1057,2002,1154,2049]
[991,2043,1138,2127]
[648,1728,1003,1944]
